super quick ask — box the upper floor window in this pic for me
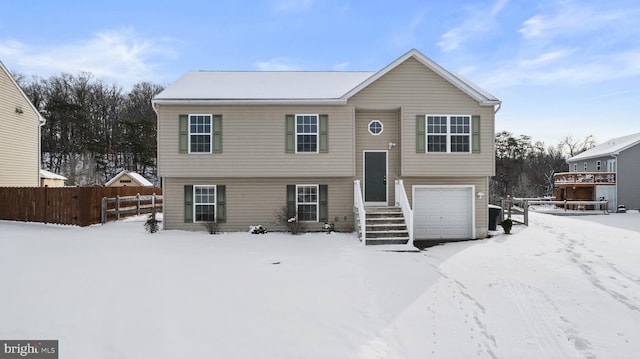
[189,114,212,153]
[596,161,601,171]
[573,163,577,172]
[607,159,616,172]
[584,162,588,171]
[368,120,383,135]
[296,114,318,153]
[427,115,471,153]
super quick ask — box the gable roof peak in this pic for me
[342,49,501,106]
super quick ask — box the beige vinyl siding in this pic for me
[0,66,40,187]
[156,105,355,178]
[163,177,354,232]
[401,176,490,239]
[348,57,495,177]
[355,109,400,205]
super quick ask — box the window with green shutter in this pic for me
[179,114,223,154]
[286,114,329,153]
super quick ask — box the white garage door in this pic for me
[414,186,473,240]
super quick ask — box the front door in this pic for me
[364,151,387,204]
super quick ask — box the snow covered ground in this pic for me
[1,212,640,358]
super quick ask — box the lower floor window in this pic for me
[194,185,216,222]
[297,185,318,221]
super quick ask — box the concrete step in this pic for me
[365,237,410,245]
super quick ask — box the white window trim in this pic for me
[426,114,472,153]
[296,184,319,222]
[193,185,216,223]
[295,114,319,154]
[188,114,213,154]
[368,120,384,135]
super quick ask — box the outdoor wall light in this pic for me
[15,107,23,114]
[476,191,485,199]
[388,142,396,149]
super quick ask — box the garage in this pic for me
[413,186,474,240]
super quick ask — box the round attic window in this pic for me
[368,120,383,135]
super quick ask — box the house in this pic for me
[152,49,501,243]
[0,61,46,187]
[40,169,67,187]
[105,170,154,187]
[554,132,640,211]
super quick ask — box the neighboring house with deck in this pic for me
[0,61,46,187]
[152,49,501,244]
[554,132,640,211]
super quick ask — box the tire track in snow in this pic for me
[495,279,594,359]
[535,217,640,313]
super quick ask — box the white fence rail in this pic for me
[101,193,163,224]
[395,180,414,246]
[353,180,367,242]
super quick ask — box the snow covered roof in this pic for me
[568,132,640,162]
[40,169,67,180]
[105,170,154,187]
[154,71,375,104]
[153,49,500,107]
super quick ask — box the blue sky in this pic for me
[1,0,639,146]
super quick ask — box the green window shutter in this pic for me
[285,114,295,153]
[212,115,223,153]
[179,115,188,153]
[416,115,426,153]
[184,185,193,223]
[472,115,481,154]
[286,185,296,219]
[319,114,329,153]
[319,185,328,222]
[216,185,226,223]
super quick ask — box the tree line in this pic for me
[490,132,596,203]
[15,72,163,186]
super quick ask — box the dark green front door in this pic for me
[364,151,387,203]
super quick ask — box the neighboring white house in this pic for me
[0,61,46,187]
[105,170,154,187]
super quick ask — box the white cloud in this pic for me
[253,58,302,71]
[332,62,350,71]
[271,0,313,13]
[0,28,176,88]
[437,0,506,52]
[519,1,640,39]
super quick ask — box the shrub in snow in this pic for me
[275,205,306,234]
[322,222,334,234]
[144,213,159,233]
[500,218,513,234]
[249,225,267,234]
[202,221,219,234]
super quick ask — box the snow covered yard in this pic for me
[1,212,640,359]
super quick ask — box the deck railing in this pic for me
[554,172,616,185]
[353,180,367,242]
[395,180,414,246]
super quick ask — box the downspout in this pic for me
[151,101,165,230]
[38,114,46,186]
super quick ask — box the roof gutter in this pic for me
[151,98,348,106]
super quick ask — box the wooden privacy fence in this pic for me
[101,193,163,224]
[0,186,162,227]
